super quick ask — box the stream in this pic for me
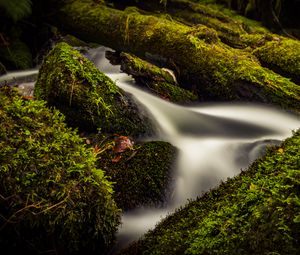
[1,46,300,254]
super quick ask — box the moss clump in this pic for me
[253,38,300,84]
[34,42,154,137]
[0,86,120,254]
[96,137,177,210]
[114,52,198,103]
[120,129,300,255]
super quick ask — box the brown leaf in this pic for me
[113,135,134,153]
[112,155,122,163]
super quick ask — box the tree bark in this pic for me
[49,0,300,113]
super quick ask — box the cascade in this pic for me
[87,47,300,253]
[1,46,299,254]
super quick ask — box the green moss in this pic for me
[138,0,300,82]
[0,86,120,254]
[34,42,154,137]
[120,52,177,84]
[96,138,177,210]
[53,0,300,112]
[57,33,92,48]
[119,52,198,103]
[120,129,300,255]
[253,38,300,84]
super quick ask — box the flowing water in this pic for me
[87,47,300,253]
[1,46,299,253]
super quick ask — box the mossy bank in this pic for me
[0,86,120,254]
[119,129,300,255]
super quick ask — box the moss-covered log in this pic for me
[110,0,300,85]
[0,86,120,254]
[34,42,155,137]
[107,51,198,103]
[49,0,300,112]
[119,129,300,255]
[94,136,178,210]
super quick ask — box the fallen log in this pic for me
[49,0,300,112]
[110,0,300,85]
[106,51,198,103]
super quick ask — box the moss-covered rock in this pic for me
[0,86,120,254]
[34,42,155,137]
[107,51,198,103]
[90,134,178,210]
[119,129,300,255]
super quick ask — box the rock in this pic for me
[34,42,155,138]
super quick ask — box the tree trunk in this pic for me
[48,0,300,113]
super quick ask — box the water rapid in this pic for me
[87,47,300,253]
[1,46,299,254]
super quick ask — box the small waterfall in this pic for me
[1,46,299,254]
[92,47,300,253]
[106,75,299,253]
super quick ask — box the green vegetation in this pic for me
[125,0,300,85]
[253,38,300,84]
[120,129,300,255]
[97,138,178,210]
[117,52,198,103]
[52,0,300,112]
[34,42,154,137]
[0,0,32,22]
[0,86,120,254]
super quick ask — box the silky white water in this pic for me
[109,78,300,253]
[86,47,300,253]
[1,46,299,253]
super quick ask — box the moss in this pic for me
[57,34,92,48]
[53,0,300,112]
[253,38,300,84]
[120,52,177,84]
[117,52,198,103]
[120,129,300,255]
[95,136,177,210]
[129,0,300,83]
[0,86,120,254]
[34,42,154,137]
